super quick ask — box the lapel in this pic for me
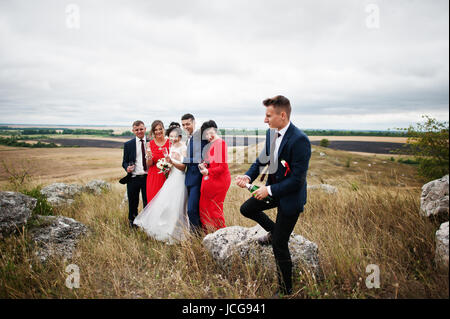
[129,138,137,161]
[277,123,294,159]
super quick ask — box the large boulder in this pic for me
[435,221,449,269]
[30,215,89,262]
[40,183,84,207]
[84,180,111,195]
[420,175,449,219]
[0,191,37,237]
[203,225,321,278]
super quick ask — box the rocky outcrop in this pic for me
[30,215,89,262]
[40,183,84,207]
[420,175,449,219]
[84,180,111,195]
[40,180,111,207]
[435,221,449,269]
[203,225,321,278]
[0,191,37,237]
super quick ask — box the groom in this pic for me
[173,113,207,234]
[236,95,311,297]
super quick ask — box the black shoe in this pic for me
[257,232,272,246]
[129,220,138,229]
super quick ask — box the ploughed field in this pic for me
[37,135,409,154]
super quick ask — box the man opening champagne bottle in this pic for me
[235,95,311,297]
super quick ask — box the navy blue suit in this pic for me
[122,138,147,223]
[240,122,311,294]
[182,130,208,231]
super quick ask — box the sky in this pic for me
[0,0,448,130]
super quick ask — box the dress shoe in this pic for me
[257,232,272,246]
[129,220,138,229]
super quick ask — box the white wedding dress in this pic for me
[133,143,189,244]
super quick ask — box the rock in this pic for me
[435,221,449,269]
[308,184,338,194]
[420,175,449,219]
[0,191,37,236]
[85,180,111,195]
[30,215,89,262]
[120,191,128,209]
[319,152,326,157]
[203,225,321,278]
[40,183,84,207]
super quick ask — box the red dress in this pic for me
[199,138,231,232]
[146,138,171,203]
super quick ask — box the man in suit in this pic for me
[122,120,148,228]
[173,113,207,234]
[236,95,311,297]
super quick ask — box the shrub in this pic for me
[320,139,330,147]
[21,187,54,216]
[398,115,449,181]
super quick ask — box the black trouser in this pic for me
[186,184,202,234]
[240,197,301,294]
[127,174,148,222]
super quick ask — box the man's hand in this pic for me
[235,175,250,188]
[252,186,269,201]
[126,165,135,173]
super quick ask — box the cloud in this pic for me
[0,0,448,129]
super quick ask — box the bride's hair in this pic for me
[166,122,182,138]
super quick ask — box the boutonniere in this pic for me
[280,159,291,176]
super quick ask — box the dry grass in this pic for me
[0,144,448,299]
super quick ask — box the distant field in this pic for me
[0,133,410,154]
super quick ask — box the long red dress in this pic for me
[199,138,231,232]
[146,138,171,203]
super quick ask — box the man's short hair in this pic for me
[263,95,291,119]
[132,120,145,127]
[181,113,195,121]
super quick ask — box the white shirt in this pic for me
[246,122,291,197]
[133,136,148,176]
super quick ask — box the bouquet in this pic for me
[156,158,172,178]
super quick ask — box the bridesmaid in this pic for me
[146,120,171,203]
[198,120,231,233]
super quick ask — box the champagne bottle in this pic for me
[246,183,274,204]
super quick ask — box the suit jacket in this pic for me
[183,130,208,187]
[122,138,137,172]
[245,123,311,215]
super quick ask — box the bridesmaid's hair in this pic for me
[150,120,164,138]
[200,120,218,139]
[166,122,182,138]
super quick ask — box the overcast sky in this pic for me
[0,0,448,130]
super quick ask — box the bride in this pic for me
[133,122,189,244]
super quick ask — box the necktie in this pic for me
[259,132,281,182]
[140,139,147,171]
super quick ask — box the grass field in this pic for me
[0,143,448,299]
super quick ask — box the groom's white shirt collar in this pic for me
[276,121,291,138]
[135,136,147,143]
